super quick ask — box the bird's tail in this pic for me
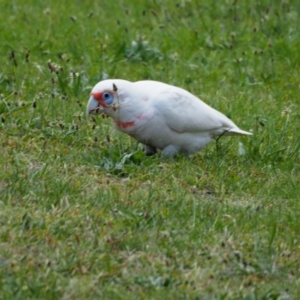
[227,127,253,136]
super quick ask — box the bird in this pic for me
[86,79,252,157]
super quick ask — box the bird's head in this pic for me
[87,79,148,125]
[86,80,123,118]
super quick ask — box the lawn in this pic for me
[0,0,300,299]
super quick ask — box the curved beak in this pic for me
[86,96,103,117]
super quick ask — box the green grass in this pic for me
[1,0,300,299]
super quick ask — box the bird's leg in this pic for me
[144,145,157,156]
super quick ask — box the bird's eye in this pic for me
[102,92,114,105]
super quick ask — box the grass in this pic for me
[0,0,300,298]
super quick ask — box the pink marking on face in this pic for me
[91,92,107,107]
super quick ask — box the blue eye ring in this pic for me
[102,92,114,105]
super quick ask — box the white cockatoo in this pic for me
[86,79,252,157]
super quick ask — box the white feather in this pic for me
[87,79,252,156]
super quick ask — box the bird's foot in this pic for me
[161,145,179,158]
[144,145,157,156]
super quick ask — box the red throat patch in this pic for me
[113,120,135,129]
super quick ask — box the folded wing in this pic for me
[152,88,250,136]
